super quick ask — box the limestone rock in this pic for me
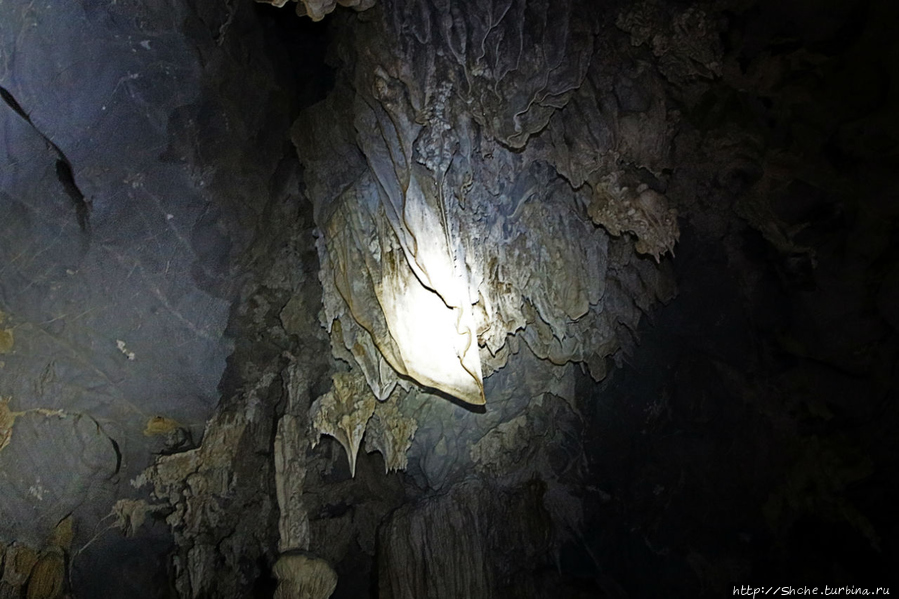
[469,414,530,473]
[364,390,418,473]
[273,553,337,599]
[137,369,283,599]
[255,0,376,22]
[397,345,585,491]
[616,1,723,84]
[377,479,554,599]
[0,398,12,453]
[24,550,64,599]
[589,178,680,261]
[0,0,247,577]
[111,499,166,538]
[138,409,249,537]
[311,371,377,478]
[293,0,676,412]
[275,412,310,551]
[1,545,38,591]
[274,360,319,553]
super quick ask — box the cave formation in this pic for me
[1,0,897,597]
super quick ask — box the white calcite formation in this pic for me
[293,0,679,417]
[589,178,680,261]
[310,371,377,477]
[254,0,376,22]
[364,390,419,473]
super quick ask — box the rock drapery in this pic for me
[0,0,896,596]
[256,0,376,23]
[294,0,679,484]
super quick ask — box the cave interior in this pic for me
[0,0,897,597]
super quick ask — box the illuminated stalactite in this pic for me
[254,0,375,21]
[293,0,679,414]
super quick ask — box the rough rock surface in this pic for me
[310,370,377,478]
[0,0,896,597]
[0,410,118,547]
[0,0,323,595]
[256,0,375,22]
[272,553,338,599]
[378,479,555,599]
[293,0,677,418]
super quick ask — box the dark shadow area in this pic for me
[72,531,176,599]
[254,2,335,117]
[577,218,898,595]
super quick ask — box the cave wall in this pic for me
[0,0,897,597]
[0,0,235,549]
[0,0,312,595]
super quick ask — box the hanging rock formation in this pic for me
[310,371,377,478]
[293,0,678,422]
[1,0,897,596]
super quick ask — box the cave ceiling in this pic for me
[1,0,897,597]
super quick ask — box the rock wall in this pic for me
[295,0,677,414]
[1,0,324,596]
[1,0,896,596]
